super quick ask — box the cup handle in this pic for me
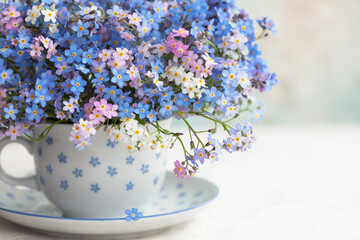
[0,137,39,190]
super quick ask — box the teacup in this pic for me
[0,119,171,218]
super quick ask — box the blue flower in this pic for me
[126,181,134,191]
[72,168,83,178]
[82,48,96,64]
[91,72,110,85]
[58,152,67,164]
[134,102,150,120]
[3,104,19,120]
[72,20,90,38]
[17,32,30,49]
[140,164,149,174]
[107,166,118,177]
[193,148,207,164]
[90,183,100,193]
[126,156,135,165]
[159,101,178,118]
[64,45,83,63]
[103,86,121,101]
[264,73,278,92]
[125,208,143,221]
[70,75,87,94]
[147,110,158,122]
[0,69,13,84]
[111,68,130,88]
[60,180,69,190]
[118,102,134,118]
[25,104,45,122]
[34,89,52,108]
[89,157,101,167]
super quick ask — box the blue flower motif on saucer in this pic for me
[46,136,53,145]
[60,180,69,191]
[89,157,101,167]
[58,153,67,164]
[125,208,143,221]
[72,168,83,178]
[46,164,53,175]
[126,156,135,165]
[126,181,134,191]
[107,166,117,177]
[140,164,149,174]
[90,183,100,193]
[6,193,14,199]
[155,152,161,159]
[153,176,159,185]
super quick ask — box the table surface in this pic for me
[1,124,360,240]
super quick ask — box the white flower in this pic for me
[218,34,231,52]
[41,8,57,23]
[25,6,41,25]
[152,43,168,57]
[238,71,251,89]
[229,31,248,51]
[182,80,199,99]
[63,99,78,113]
[193,77,206,89]
[49,23,59,33]
[176,71,193,86]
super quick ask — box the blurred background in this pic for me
[237,0,360,124]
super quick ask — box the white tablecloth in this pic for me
[1,124,360,240]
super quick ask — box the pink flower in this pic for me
[107,104,119,119]
[99,49,113,62]
[202,52,218,68]
[181,51,198,70]
[165,37,177,52]
[56,110,67,120]
[5,18,22,30]
[172,28,189,38]
[173,41,189,58]
[5,125,22,141]
[127,66,139,80]
[94,99,112,116]
[29,42,44,58]
[173,160,186,178]
[120,31,135,41]
[115,47,131,61]
[89,110,105,125]
[91,60,106,73]
[190,59,204,78]
[3,6,20,21]
[47,41,58,59]
[128,13,142,26]
[0,88,7,99]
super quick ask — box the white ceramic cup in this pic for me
[0,119,171,218]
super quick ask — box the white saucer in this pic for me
[0,172,218,239]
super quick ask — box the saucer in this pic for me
[0,172,218,239]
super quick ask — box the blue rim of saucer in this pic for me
[0,176,219,222]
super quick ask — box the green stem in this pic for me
[205,39,219,56]
[24,120,64,141]
[175,112,205,148]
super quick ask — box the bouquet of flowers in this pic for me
[0,0,277,179]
